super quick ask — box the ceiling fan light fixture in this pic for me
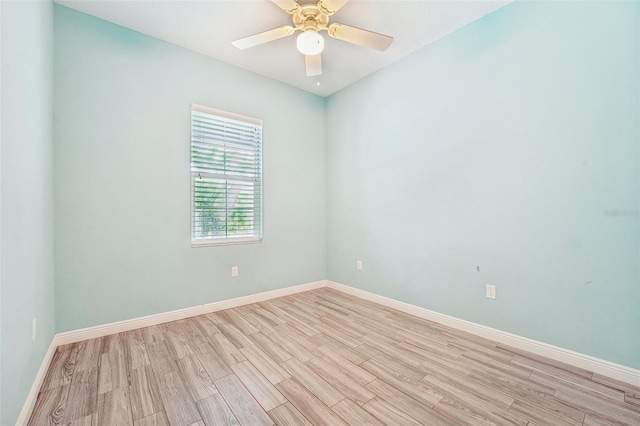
[296,30,324,55]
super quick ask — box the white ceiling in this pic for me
[56,0,509,97]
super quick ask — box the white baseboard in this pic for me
[15,339,58,425]
[55,280,328,345]
[326,280,640,387]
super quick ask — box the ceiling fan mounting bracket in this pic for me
[292,4,329,33]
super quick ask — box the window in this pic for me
[191,104,263,246]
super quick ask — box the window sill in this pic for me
[191,238,263,248]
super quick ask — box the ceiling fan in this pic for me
[232,0,393,77]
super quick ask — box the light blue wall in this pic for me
[1,1,55,423]
[326,1,640,369]
[54,6,327,332]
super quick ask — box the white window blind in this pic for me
[191,104,263,246]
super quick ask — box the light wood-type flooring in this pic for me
[29,288,640,425]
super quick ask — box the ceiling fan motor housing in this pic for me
[293,4,330,33]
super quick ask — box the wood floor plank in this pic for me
[591,373,640,397]
[356,343,427,382]
[74,339,103,372]
[318,316,364,341]
[320,339,368,363]
[195,393,240,426]
[275,378,347,426]
[360,333,427,367]
[205,310,232,325]
[306,332,335,347]
[226,309,260,335]
[236,306,277,334]
[508,398,580,426]
[192,315,221,337]
[215,374,274,425]
[499,343,594,379]
[276,302,319,326]
[268,402,313,426]
[175,354,219,402]
[582,412,629,426]
[468,369,585,423]
[448,338,514,363]
[281,358,345,407]
[397,330,464,361]
[67,414,97,426]
[361,397,423,426]
[514,355,625,401]
[591,373,640,409]
[63,367,98,424]
[397,341,472,377]
[314,322,362,348]
[270,307,321,337]
[305,357,376,405]
[100,333,124,355]
[315,344,375,385]
[240,345,291,385]
[27,384,70,426]
[249,332,293,363]
[155,371,201,426]
[98,350,127,394]
[274,324,318,350]
[534,370,640,425]
[122,330,150,372]
[321,313,373,339]
[438,328,500,349]
[421,374,528,426]
[366,378,451,425]
[267,329,314,363]
[194,346,233,381]
[361,359,441,407]
[456,352,533,381]
[141,327,178,376]
[97,386,133,426]
[218,323,255,349]
[208,333,247,365]
[331,398,383,425]
[252,304,287,326]
[181,320,217,355]
[431,397,500,426]
[469,368,555,398]
[231,360,287,411]
[128,366,163,422]
[163,321,197,360]
[317,300,360,318]
[41,348,76,391]
[133,411,169,426]
[420,367,514,410]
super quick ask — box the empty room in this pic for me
[1,0,639,425]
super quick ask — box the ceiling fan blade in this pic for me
[270,0,300,14]
[305,54,322,77]
[318,0,349,15]
[232,26,295,50]
[327,23,393,51]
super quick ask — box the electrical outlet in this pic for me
[356,260,363,270]
[486,285,496,300]
[32,318,37,341]
[231,266,238,278]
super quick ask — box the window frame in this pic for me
[190,104,263,247]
